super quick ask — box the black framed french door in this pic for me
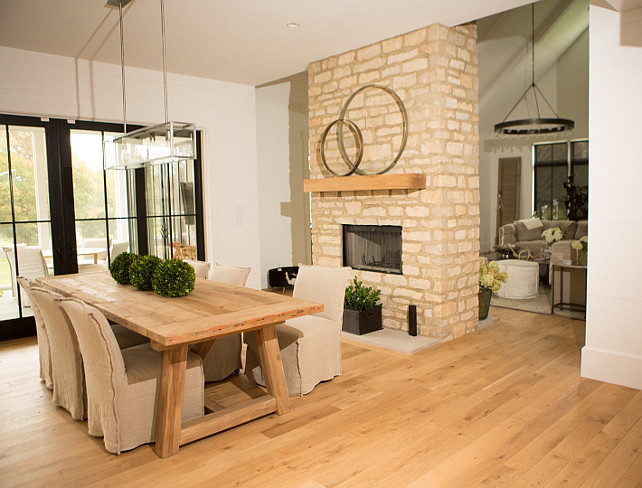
[1,114,204,340]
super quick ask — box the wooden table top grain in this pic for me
[37,271,324,348]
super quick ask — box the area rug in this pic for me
[491,284,585,320]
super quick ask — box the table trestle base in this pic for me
[181,396,278,446]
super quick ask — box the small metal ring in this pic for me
[320,118,364,177]
[338,84,408,175]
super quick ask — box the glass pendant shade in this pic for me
[107,121,196,169]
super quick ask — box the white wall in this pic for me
[0,46,263,289]
[581,5,642,390]
[256,74,310,289]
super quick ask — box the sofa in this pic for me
[499,218,588,254]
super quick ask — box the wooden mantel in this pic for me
[303,173,426,193]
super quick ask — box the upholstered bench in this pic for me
[496,259,539,299]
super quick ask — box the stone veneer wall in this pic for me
[307,23,479,341]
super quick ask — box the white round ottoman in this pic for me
[496,260,539,299]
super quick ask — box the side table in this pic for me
[550,263,587,318]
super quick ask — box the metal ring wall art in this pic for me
[320,84,409,176]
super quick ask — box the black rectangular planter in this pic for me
[342,306,383,335]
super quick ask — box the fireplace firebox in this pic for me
[342,225,402,275]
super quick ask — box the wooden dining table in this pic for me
[36,271,323,458]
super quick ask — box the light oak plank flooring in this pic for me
[0,307,640,487]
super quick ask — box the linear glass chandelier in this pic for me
[106,0,196,169]
[494,3,574,136]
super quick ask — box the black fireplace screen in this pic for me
[342,225,402,274]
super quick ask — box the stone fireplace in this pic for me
[307,23,480,341]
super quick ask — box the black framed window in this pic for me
[534,140,588,220]
[1,114,204,340]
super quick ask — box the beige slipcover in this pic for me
[25,285,86,420]
[4,245,48,305]
[211,262,251,285]
[17,277,147,412]
[58,297,204,454]
[16,276,53,389]
[244,264,351,395]
[184,259,211,279]
[196,262,250,382]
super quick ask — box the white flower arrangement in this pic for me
[479,258,508,292]
[571,235,588,251]
[571,236,588,264]
[542,227,566,247]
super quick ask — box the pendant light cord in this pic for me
[161,0,169,124]
[119,1,127,134]
[530,2,542,119]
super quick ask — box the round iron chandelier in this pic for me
[494,3,575,136]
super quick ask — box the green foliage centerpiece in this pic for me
[129,255,162,291]
[343,277,383,335]
[109,252,196,298]
[109,252,136,285]
[152,259,196,298]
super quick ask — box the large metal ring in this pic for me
[338,84,408,175]
[320,118,364,177]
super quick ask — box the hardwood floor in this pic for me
[0,307,640,487]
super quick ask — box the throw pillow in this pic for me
[543,220,577,238]
[575,220,588,239]
[515,218,544,241]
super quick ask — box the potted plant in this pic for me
[343,277,382,335]
[478,258,508,320]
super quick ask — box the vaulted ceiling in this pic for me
[478,0,589,131]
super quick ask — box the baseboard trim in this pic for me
[581,346,642,390]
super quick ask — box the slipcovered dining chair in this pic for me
[21,284,86,419]
[184,259,211,279]
[17,278,148,420]
[109,241,129,261]
[244,264,351,395]
[211,263,251,285]
[15,276,53,390]
[58,297,204,454]
[195,262,251,382]
[3,245,48,306]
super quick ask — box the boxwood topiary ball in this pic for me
[109,252,136,285]
[152,259,196,298]
[129,255,162,291]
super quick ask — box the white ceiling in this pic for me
[0,0,540,86]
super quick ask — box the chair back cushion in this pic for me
[211,263,250,286]
[293,265,351,324]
